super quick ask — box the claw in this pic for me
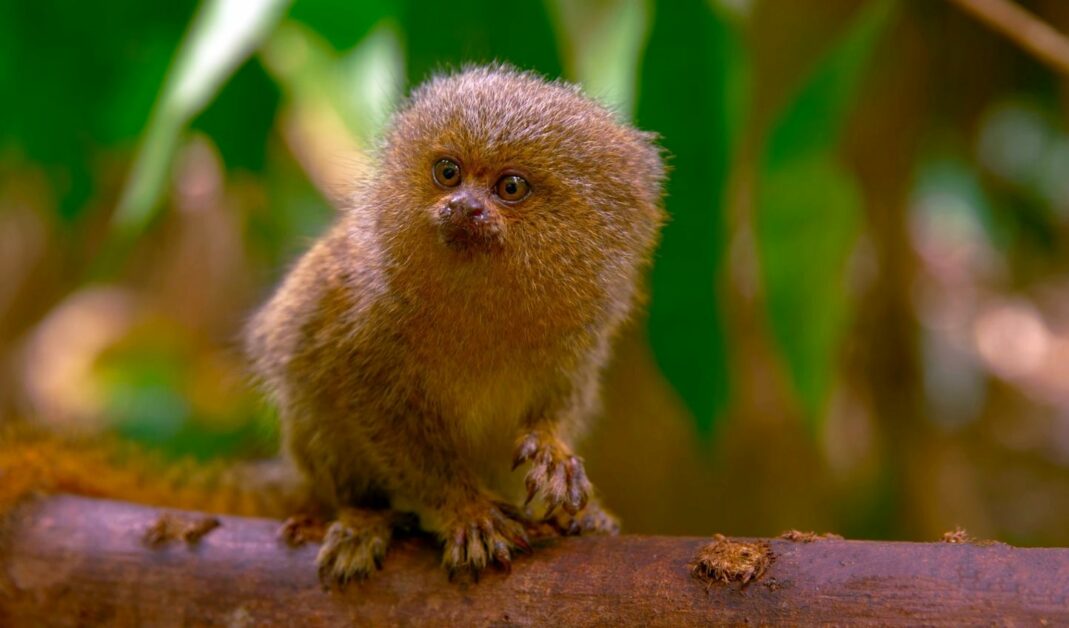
[524,471,540,506]
[566,487,583,514]
[492,539,511,567]
[467,524,487,570]
[512,533,532,554]
[549,461,567,509]
[565,456,590,514]
[512,434,539,470]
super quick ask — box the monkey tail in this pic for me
[0,423,310,520]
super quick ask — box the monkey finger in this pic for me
[564,456,591,515]
[524,465,547,506]
[545,461,568,512]
[512,434,540,470]
[511,532,532,554]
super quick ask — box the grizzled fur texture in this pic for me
[245,66,665,584]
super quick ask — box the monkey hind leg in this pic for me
[315,507,401,589]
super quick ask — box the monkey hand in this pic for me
[512,430,592,517]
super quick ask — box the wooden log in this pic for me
[1,495,1068,626]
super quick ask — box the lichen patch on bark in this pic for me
[689,534,773,588]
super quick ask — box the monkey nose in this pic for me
[447,194,487,222]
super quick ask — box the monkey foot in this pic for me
[535,499,620,537]
[315,508,393,589]
[548,501,621,536]
[512,431,592,516]
[441,500,531,581]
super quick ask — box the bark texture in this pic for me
[2,495,1067,626]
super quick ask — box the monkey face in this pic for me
[378,67,665,270]
[427,156,533,254]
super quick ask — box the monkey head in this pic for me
[372,66,665,275]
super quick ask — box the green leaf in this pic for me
[638,0,744,433]
[757,154,861,421]
[112,0,292,239]
[765,0,895,170]
[1,1,196,221]
[757,0,895,426]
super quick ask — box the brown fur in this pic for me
[0,423,306,520]
[245,65,665,583]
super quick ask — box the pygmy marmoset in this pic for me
[245,65,665,585]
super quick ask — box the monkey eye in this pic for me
[494,174,530,203]
[433,159,462,188]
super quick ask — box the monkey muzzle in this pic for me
[437,191,504,253]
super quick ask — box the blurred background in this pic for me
[3,0,1069,545]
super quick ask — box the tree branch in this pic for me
[946,0,1069,76]
[2,495,1068,625]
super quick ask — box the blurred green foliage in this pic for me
[0,0,196,220]
[758,0,892,425]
